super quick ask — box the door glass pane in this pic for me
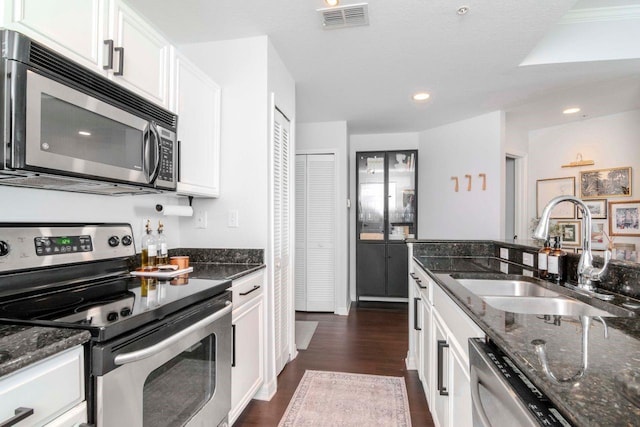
[143,334,216,427]
[388,151,416,240]
[41,94,143,170]
[358,153,385,240]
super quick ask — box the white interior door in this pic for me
[295,155,307,311]
[273,108,291,375]
[295,154,336,312]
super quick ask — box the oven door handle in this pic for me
[114,302,232,366]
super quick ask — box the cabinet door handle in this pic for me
[239,285,261,296]
[231,323,236,368]
[413,297,421,331]
[410,272,418,280]
[437,340,449,396]
[103,39,114,70]
[0,407,34,427]
[114,46,125,76]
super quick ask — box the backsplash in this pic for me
[413,240,640,299]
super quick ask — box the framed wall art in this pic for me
[577,199,607,219]
[580,167,631,199]
[556,220,581,246]
[609,200,640,237]
[536,177,576,219]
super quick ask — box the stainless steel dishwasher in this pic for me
[468,338,573,427]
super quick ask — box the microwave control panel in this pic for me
[158,137,174,182]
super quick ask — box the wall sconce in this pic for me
[561,153,594,168]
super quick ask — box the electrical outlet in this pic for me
[228,210,239,228]
[195,210,208,229]
[523,253,534,267]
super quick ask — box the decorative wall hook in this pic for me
[478,173,486,191]
[465,174,472,191]
[451,176,459,192]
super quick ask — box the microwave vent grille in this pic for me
[28,42,177,130]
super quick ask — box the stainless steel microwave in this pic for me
[0,30,178,195]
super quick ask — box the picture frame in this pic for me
[613,243,637,263]
[580,167,632,199]
[556,220,581,246]
[536,177,576,219]
[589,221,606,249]
[577,199,607,219]
[609,200,640,237]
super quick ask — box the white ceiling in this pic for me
[127,0,640,134]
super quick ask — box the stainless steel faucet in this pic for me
[533,195,611,293]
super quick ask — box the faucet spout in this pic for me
[533,195,611,291]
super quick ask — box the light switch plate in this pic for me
[500,262,509,274]
[500,248,509,260]
[195,210,208,229]
[228,210,239,228]
[523,253,534,267]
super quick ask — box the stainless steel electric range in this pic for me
[0,223,232,427]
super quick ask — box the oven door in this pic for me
[95,298,232,427]
[15,62,161,187]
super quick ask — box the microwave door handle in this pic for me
[148,123,162,183]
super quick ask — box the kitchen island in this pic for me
[409,240,640,426]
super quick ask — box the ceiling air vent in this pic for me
[318,3,369,30]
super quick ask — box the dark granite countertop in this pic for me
[190,262,265,281]
[0,325,90,377]
[414,255,640,426]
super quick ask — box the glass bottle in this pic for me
[547,237,567,283]
[537,237,552,279]
[156,221,168,266]
[141,220,157,268]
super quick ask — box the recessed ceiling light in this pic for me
[412,92,431,102]
[78,130,92,136]
[563,107,581,115]
[325,0,339,6]
[457,6,469,15]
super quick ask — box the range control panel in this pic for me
[35,235,93,256]
[0,224,136,272]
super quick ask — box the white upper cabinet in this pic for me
[172,52,221,197]
[106,0,171,108]
[4,0,108,72]
[2,0,171,108]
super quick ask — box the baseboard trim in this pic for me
[254,377,278,401]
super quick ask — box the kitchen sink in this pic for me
[481,295,622,317]
[455,278,560,297]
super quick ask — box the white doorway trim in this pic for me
[505,149,528,242]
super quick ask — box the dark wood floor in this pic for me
[234,303,435,426]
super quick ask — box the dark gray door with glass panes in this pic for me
[356,150,417,301]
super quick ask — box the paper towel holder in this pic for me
[155,203,194,217]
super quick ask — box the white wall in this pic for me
[178,37,270,249]
[528,109,640,249]
[349,132,419,301]
[0,188,183,249]
[418,111,504,239]
[296,121,349,315]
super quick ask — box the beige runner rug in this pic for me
[278,370,412,426]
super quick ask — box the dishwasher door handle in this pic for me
[470,366,492,427]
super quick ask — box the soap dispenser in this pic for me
[547,236,567,283]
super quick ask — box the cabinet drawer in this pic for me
[410,265,433,303]
[230,270,264,308]
[0,346,84,426]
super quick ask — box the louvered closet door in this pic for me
[305,154,336,312]
[295,155,307,311]
[273,108,291,375]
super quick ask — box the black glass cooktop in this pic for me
[0,275,231,341]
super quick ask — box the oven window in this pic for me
[40,94,143,170]
[143,334,216,427]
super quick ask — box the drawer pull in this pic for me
[409,272,418,280]
[231,324,236,367]
[413,297,421,331]
[0,407,34,427]
[437,340,449,396]
[239,285,261,296]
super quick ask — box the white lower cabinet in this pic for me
[230,270,265,425]
[0,346,86,426]
[408,251,484,427]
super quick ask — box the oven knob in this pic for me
[106,312,119,322]
[121,235,133,246]
[0,241,8,257]
[108,236,120,247]
[120,307,132,317]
